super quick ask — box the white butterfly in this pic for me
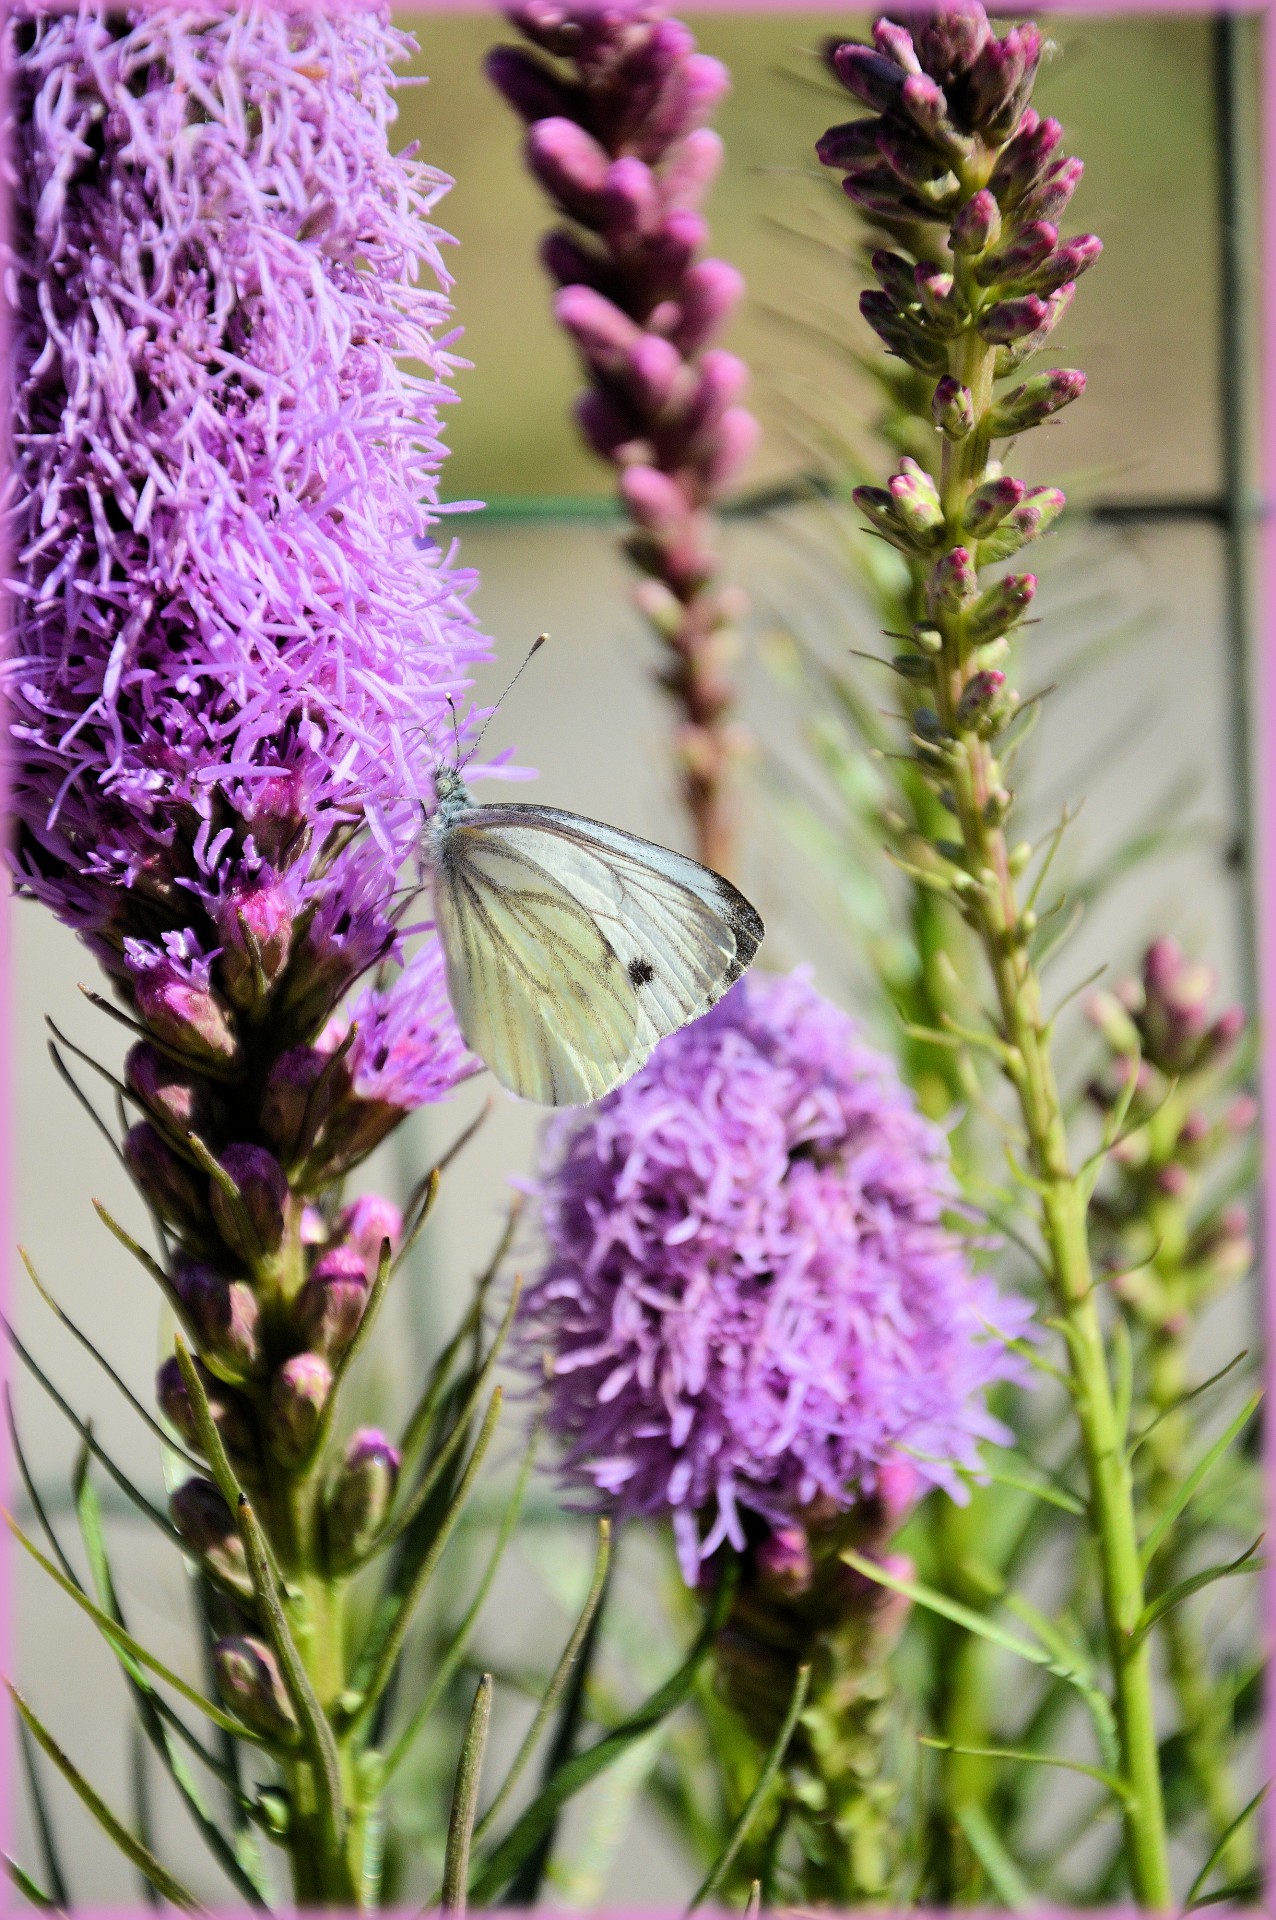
[421,763,764,1107]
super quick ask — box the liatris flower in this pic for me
[487,1,758,875]
[525,968,1027,1582]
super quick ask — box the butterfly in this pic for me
[421,761,764,1107]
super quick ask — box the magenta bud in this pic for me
[900,74,962,152]
[170,1478,254,1600]
[216,881,294,1011]
[157,1355,257,1471]
[338,1195,402,1271]
[871,249,919,309]
[260,1046,339,1157]
[914,263,962,330]
[985,368,1086,437]
[889,458,944,542]
[484,44,581,123]
[978,486,1067,561]
[829,41,906,114]
[662,127,724,210]
[872,17,922,74]
[929,546,978,615]
[1025,235,1103,297]
[950,189,1001,256]
[964,24,1042,141]
[125,1043,220,1145]
[210,1144,288,1261]
[995,283,1076,373]
[554,284,639,378]
[976,220,1058,287]
[672,258,744,356]
[955,668,1016,737]
[815,118,881,172]
[325,1428,401,1571]
[621,464,689,539]
[963,475,1025,536]
[754,1525,813,1599]
[977,295,1050,345]
[575,388,642,462]
[683,349,750,444]
[988,111,1064,208]
[268,1354,333,1467]
[627,332,684,416]
[541,227,613,296]
[124,1122,209,1234]
[295,1249,369,1358]
[213,1637,299,1744]
[132,963,238,1069]
[702,405,760,496]
[604,154,659,241]
[173,1261,263,1379]
[914,1,989,82]
[932,376,974,440]
[649,49,730,146]
[965,572,1036,644]
[1020,156,1085,226]
[876,127,959,204]
[525,117,610,221]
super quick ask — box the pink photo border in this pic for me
[2,2,1267,1913]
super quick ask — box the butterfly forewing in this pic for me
[432,803,763,1105]
[434,824,644,1105]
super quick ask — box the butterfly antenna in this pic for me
[462,634,548,765]
[446,695,462,771]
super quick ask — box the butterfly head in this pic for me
[432,762,473,822]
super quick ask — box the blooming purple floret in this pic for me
[526,970,1029,1581]
[6,2,484,1053]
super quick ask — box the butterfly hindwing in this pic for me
[432,804,764,1104]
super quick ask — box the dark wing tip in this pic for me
[714,876,765,966]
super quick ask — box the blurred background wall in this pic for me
[10,9,1262,1903]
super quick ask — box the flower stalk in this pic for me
[819,7,1172,1903]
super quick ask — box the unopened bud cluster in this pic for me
[1087,939,1254,1331]
[488,0,757,865]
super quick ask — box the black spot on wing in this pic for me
[627,956,656,987]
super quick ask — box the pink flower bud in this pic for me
[621,464,689,538]
[965,573,1036,645]
[872,18,922,75]
[125,1043,221,1144]
[963,475,1025,537]
[1026,235,1102,297]
[157,1355,258,1473]
[929,546,978,615]
[932,376,974,439]
[662,128,724,210]
[214,1637,299,1744]
[671,258,743,356]
[131,960,238,1068]
[989,111,1064,209]
[326,1428,401,1570]
[604,155,659,241]
[1020,156,1085,226]
[215,879,294,1012]
[338,1194,402,1271]
[484,44,582,124]
[295,1248,368,1357]
[268,1354,332,1466]
[124,1122,209,1234]
[171,1478,253,1600]
[173,1261,263,1379]
[950,189,1002,256]
[701,405,759,496]
[554,284,640,379]
[816,119,881,173]
[829,42,906,115]
[628,332,684,416]
[915,2,989,82]
[976,220,1058,287]
[985,369,1086,437]
[977,294,1050,344]
[964,24,1042,141]
[210,1144,288,1261]
[526,116,610,221]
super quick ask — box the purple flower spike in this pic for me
[524,971,1029,1582]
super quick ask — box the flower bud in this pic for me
[662,127,724,210]
[950,189,1001,256]
[156,1355,258,1473]
[1020,156,1085,226]
[829,41,906,114]
[214,1637,299,1744]
[325,1428,400,1571]
[955,668,1017,737]
[260,1046,340,1158]
[754,1524,814,1600]
[962,475,1025,537]
[915,2,989,82]
[875,127,959,206]
[976,220,1058,288]
[871,249,920,310]
[988,110,1064,208]
[858,290,948,374]
[131,960,238,1069]
[170,1478,254,1600]
[210,1144,288,1261]
[889,459,944,544]
[173,1261,264,1379]
[295,1248,369,1358]
[872,17,921,73]
[268,1354,333,1466]
[853,485,914,553]
[124,1123,209,1235]
[928,546,977,616]
[965,573,1036,645]
[216,881,294,1012]
[672,258,744,356]
[603,154,659,242]
[1024,235,1102,297]
[125,1044,221,1145]
[977,294,1050,345]
[338,1194,402,1271]
[484,44,582,124]
[964,24,1042,141]
[985,369,1086,437]
[702,406,761,496]
[993,284,1075,374]
[526,116,610,221]
[901,74,967,156]
[816,118,882,172]
[977,487,1066,562]
[914,264,963,332]
[621,465,688,540]
[932,376,974,439]
[842,165,934,225]
[554,284,639,382]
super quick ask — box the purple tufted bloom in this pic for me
[525,970,1029,1582]
[5,3,486,1047]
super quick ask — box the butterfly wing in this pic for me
[432,804,763,1104]
[432,822,644,1105]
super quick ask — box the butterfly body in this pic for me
[422,768,764,1106]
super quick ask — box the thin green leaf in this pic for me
[840,1549,1054,1671]
[45,1041,128,1173]
[687,1662,810,1913]
[919,1737,1129,1803]
[1131,1538,1265,1649]
[2,1851,64,1912]
[1184,1783,1268,1908]
[20,1251,202,1473]
[238,1496,346,1857]
[89,1203,192,1333]
[965,1452,1085,1517]
[375,1280,522,1558]
[442,1675,493,1912]
[344,1388,503,1738]
[16,1714,71,1910]
[2,1316,180,1544]
[72,1457,273,1906]
[466,1566,737,1907]
[131,1725,161,1911]
[1140,1392,1263,1568]
[955,1804,1035,1909]
[5,1388,78,1586]
[1128,1350,1253,1459]
[472,1517,612,1846]
[398,1208,520,1472]
[8,1685,208,1912]
[1189,1875,1266,1909]
[4,1512,270,1745]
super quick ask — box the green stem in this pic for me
[929,325,1172,1910]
